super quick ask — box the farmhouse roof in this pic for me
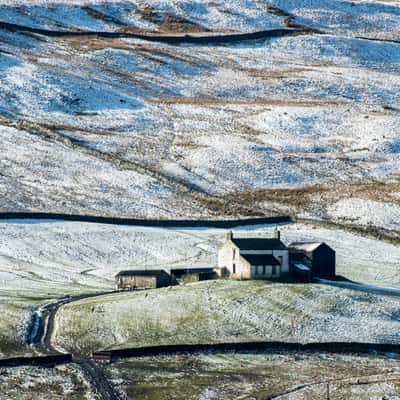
[115,269,168,277]
[288,242,325,252]
[232,238,286,251]
[241,254,280,266]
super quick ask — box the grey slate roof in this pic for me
[232,238,287,251]
[288,242,323,251]
[171,268,214,276]
[241,254,280,266]
[116,270,168,277]
[289,242,332,253]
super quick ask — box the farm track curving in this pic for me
[2,6,399,396]
[315,278,400,298]
[74,358,120,400]
[18,285,400,399]
[27,291,122,400]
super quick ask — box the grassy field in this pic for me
[1,1,399,398]
[0,291,49,359]
[105,352,400,400]
[53,280,400,355]
[1,220,400,360]
[0,364,98,400]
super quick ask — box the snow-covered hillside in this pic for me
[1,220,400,294]
[0,1,400,224]
[1,219,399,358]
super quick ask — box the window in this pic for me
[233,263,236,274]
[272,265,276,275]
[262,266,266,275]
[233,249,236,260]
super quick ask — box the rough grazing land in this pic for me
[0,293,44,359]
[0,2,399,398]
[0,1,399,225]
[106,352,400,400]
[1,220,400,359]
[54,280,400,355]
[0,364,98,400]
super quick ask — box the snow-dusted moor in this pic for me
[1,0,400,223]
[1,1,400,399]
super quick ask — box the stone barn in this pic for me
[115,270,172,290]
[288,242,336,279]
[217,230,289,280]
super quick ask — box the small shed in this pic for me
[288,242,335,279]
[170,268,217,284]
[115,270,172,290]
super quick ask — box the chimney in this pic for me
[274,227,281,240]
[226,230,233,241]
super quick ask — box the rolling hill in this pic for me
[0,0,399,229]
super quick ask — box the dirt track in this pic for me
[16,286,400,400]
[26,291,121,400]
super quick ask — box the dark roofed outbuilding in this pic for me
[116,270,168,277]
[170,267,215,276]
[288,242,335,279]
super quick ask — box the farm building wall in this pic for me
[311,245,336,279]
[117,275,158,290]
[249,263,280,279]
[288,243,336,279]
[218,240,289,279]
[240,249,288,273]
[218,240,237,277]
[178,271,218,284]
[116,271,172,290]
[218,241,251,279]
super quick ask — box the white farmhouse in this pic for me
[217,230,289,280]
